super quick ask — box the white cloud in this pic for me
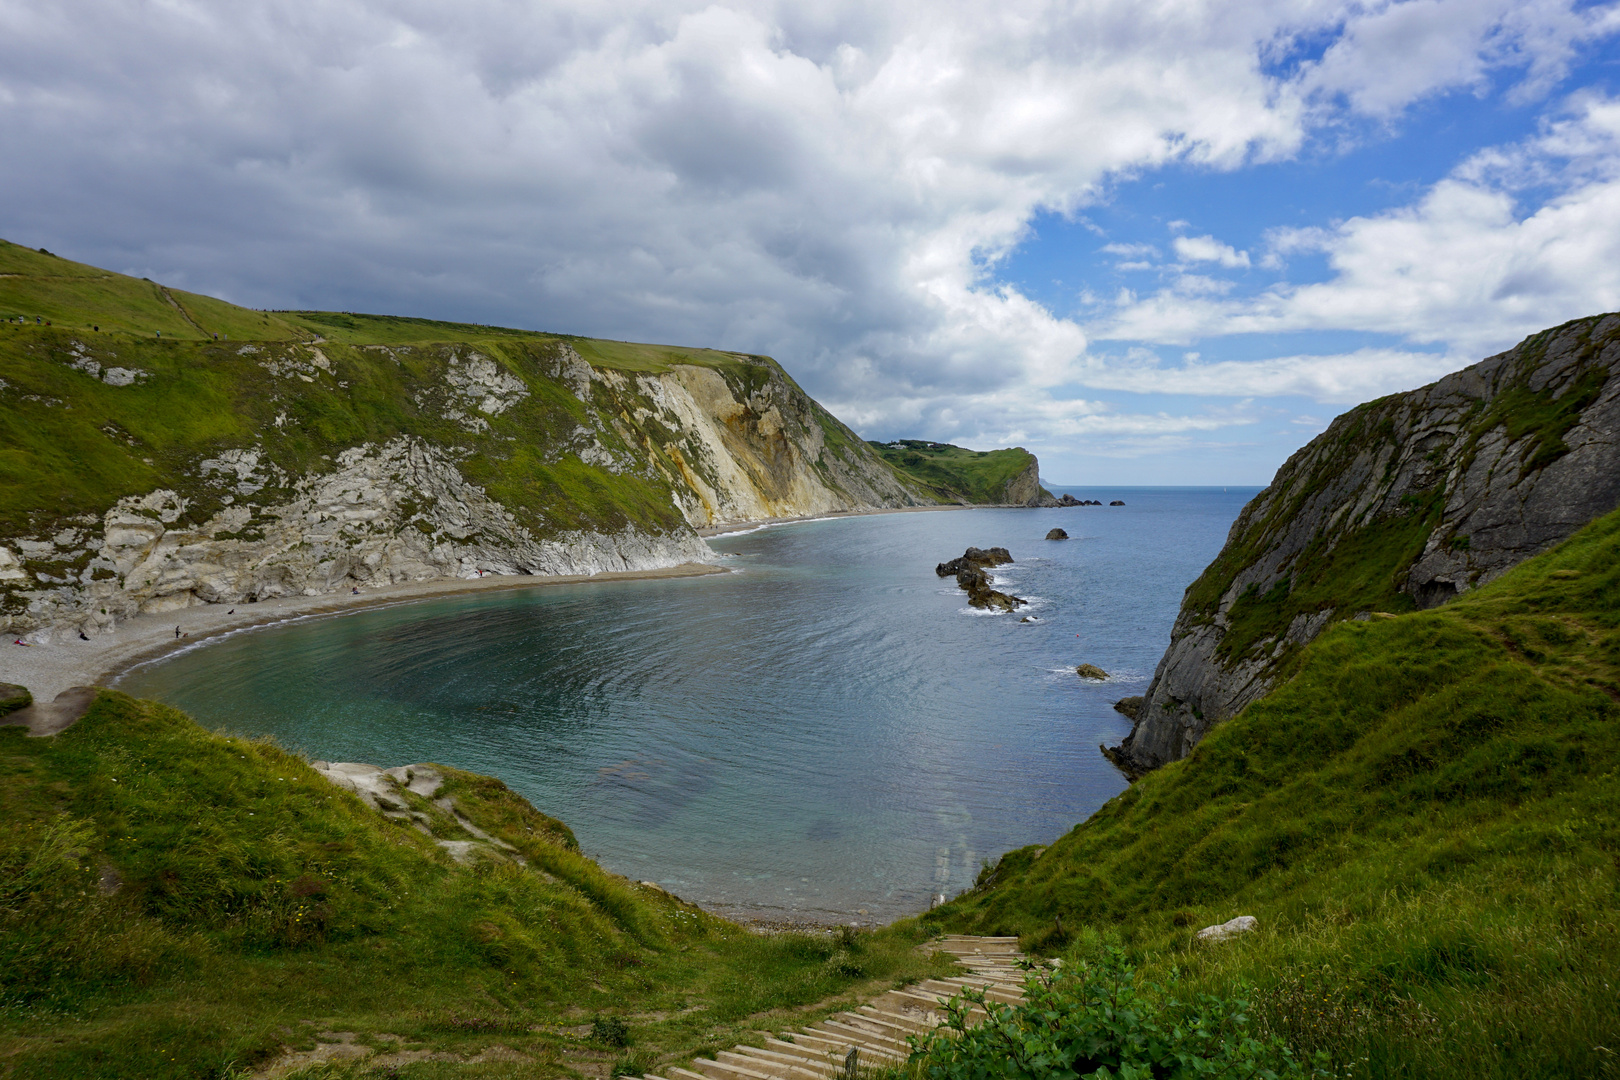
[1074,347,1462,403]
[1299,0,1620,116]
[1098,93,1620,357]
[0,0,1613,474]
[1173,234,1250,268]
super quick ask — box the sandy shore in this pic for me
[4,500,993,709]
[0,562,729,704]
[696,502,970,537]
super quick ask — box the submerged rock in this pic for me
[1045,528,1069,540]
[1109,500,1125,506]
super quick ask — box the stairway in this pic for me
[640,936,1032,1080]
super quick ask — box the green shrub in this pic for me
[909,949,1318,1080]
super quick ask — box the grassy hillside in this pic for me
[0,692,951,1079]
[867,441,1040,504]
[926,507,1620,1077]
[0,239,923,614]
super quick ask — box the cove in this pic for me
[117,487,1256,923]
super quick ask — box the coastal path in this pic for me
[641,935,1034,1080]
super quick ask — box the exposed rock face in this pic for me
[1075,664,1108,680]
[5,437,712,639]
[1005,460,1060,507]
[311,761,547,866]
[1045,528,1069,540]
[587,358,921,526]
[936,546,1026,610]
[2,343,923,639]
[1107,313,1620,778]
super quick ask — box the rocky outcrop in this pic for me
[1005,460,1060,507]
[1107,312,1620,778]
[936,546,1026,611]
[1045,528,1068,540]
[3,437,712,640]
[1,339,924,639]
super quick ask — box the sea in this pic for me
[117,485,1258,924]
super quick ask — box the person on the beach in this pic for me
[13,638,29,646]
[175,626,181,639]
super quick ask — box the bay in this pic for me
[117,486,1257,923]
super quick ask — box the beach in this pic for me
[1,562,729,705]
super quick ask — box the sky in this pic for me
[2,1,1619,484]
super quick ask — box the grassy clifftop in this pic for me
[0,692,950,1078]
[0,239,934,631]
[929,507,1620,1077]
[867,440,1047,505]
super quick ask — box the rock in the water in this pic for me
[1056,494,1083,507]
[1196,915,1258,942]
[1109,500,1125,506]
[1075,663,1109,680]
[1045,528,1069,540]
[935,546,1026,610]
[1113,695,1143,720]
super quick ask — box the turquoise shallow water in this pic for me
[117,487,1257,923]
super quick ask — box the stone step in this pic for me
[781,1029,904,1062]
[689,1056,782,1080]
[816,1018,912,1054]
[731,1044,831,1078]
[718,1049,824,1080]
[653,938,1036,1080]
[857,1003,940,1032]
[831,1010,920,1042]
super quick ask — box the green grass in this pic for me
[926,507,1620,1078]
[0,240,309,342]
[1178,313,1619,667]
[867,441,1039,504]
[0,236,927,564]
[0,692,954,1079]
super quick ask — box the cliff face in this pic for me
[1107,312,1620,777]
[0,325,921,640]
[868,440,1057,505]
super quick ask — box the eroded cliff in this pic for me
[1106,312,1620,777]
[0,244,925,638]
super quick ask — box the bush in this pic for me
[908,949,1320,1080]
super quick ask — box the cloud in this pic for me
[1098,92,1620,356]
[1075,347,1463,403]
[1173,234,1250,268]
[0,0,1613,473]
[1298,0,1620,115]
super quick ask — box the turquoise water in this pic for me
[117,487,1257,923]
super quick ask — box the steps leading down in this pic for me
[642,936,1034,1080]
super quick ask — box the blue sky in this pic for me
[3,0,1619,484]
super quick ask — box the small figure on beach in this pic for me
[174,625,181,639]
[13,638,30,646]
[78,630,89,641]
[227,608,234,614]
[351,586,360,595]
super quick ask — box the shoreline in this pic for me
[1,562,729,704]
[4,500,1024,706]
[695,501,971,537]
